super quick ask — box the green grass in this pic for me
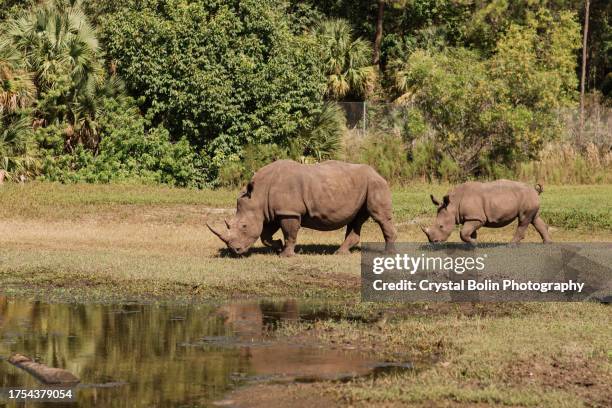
[0,182,609,303]
[393,184,612,231]
[538,185,612,230]
[0,182,237,220]
[0,182,610,407]
[1,182,610,230]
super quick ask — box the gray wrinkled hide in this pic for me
[208,160,397,256]
[422,180,552,244]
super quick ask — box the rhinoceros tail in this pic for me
[534,183,544,195]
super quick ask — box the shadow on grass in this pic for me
[217,244,362,257]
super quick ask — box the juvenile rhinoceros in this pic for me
[420,180,552,244]
[207,160,397,256]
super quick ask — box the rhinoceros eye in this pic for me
[241,224,247,229]
[439,225,444,229]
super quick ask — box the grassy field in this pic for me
[1,182,610,229]
[234,302,611,407]
[0,182,610,302]
[0,183,610,407]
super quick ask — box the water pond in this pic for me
[0,298,411,407]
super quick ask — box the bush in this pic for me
[345,131,466,184]
[345,132,408,182]
[217,102,346,187]
[101,0,326,180]
[290,102,346,162]
[0,112,39,180]
[389,9,581,176]
[37,97,199,186]
[217,143,289,187]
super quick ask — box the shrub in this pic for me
[346,132,408,182]
[0,112,39,180]
[389,9,581,176]
[101,0,326,180]
[37,97,199,186]
[290,102,346,162]
[217,143,289,187]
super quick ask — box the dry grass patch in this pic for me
[274,303,611,407]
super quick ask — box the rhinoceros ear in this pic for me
[442,194,450,206]
[245,181,254,198]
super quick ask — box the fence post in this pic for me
[363,101,367,136]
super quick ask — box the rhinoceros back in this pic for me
[253,160,383,229]
[454,180,542,225]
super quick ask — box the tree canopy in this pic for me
[101,0,326,176]
[0,0,609,185]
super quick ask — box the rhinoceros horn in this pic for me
[207,221,230,243]
[419,224,429,236]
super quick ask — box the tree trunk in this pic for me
[9,353,80,385]
[373,0,385,65]
[579,0,590,147]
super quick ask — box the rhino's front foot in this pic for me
[460,235,477,245]
[384,242,397,254]
[279,247,296,257]
[262,238,283,251]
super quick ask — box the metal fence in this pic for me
[559,105,612,149]
[338,101,612,150]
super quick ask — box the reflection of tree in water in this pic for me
[0,298,372,406]
[0,298,246,407]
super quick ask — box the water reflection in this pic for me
[0,297,384,407]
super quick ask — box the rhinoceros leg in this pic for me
[460,221,482,244]
[261,222,282,251]
[279,216,300,257]
[336,212,369,254]
[511,217,531,244]
[532,216,552,243]
[366,189,397,252]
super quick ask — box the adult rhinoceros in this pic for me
[207,160,397,257]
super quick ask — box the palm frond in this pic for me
[0,113,40,179]
[294,102,346,161]
[316,19,375,100]
[0,42,36,113]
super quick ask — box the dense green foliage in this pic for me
[100,0,327,178]
[0,0,199,185]
[36,96,199,185]
[390,10,581,175]
[0,0,610,186]
[0,113,38,179]
[218,101,346,186]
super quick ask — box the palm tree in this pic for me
[0,113,39,180]
[66,75,124,152]
[5,1,102,92]
[0,42,35,113]
[3,0,106,150]
[316,19,376,100]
